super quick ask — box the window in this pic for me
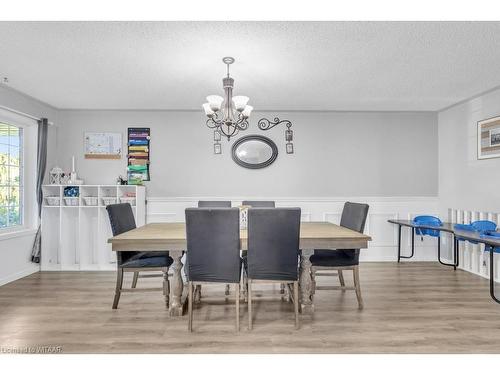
[0,122,23,229]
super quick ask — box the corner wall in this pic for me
[0,86,58,285]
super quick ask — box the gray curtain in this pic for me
[31,118,49,263]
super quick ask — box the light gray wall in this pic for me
[0,86,59,285]
[438,87,500,214]
[56,110,438,197]
[0,86,59,169]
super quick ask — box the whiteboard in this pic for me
[84,132,122,159]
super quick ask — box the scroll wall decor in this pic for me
[257,117,294,154]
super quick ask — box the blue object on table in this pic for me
[453,223,475,232]
[413,215,442,237]
[455,220,497,244]
[471,220,497,233]
[480,231,500,253]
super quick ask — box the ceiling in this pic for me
[1,21,500,111]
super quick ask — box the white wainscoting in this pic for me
[147,197,439,262]
[447,208,500,282]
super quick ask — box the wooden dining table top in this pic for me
[108,221,372,251]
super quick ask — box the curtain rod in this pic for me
[0,105,55,126]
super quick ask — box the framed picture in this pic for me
[84,132,122,159]
[214,143,222,154]
[478,116,500,159]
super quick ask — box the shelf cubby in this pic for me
[41,184,146,270]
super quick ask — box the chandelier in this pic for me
[202,57,253,142]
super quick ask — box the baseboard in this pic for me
[0,264,40,286]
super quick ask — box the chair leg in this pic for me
[294,281,299,329]
[243,272,248,303]
[235,283,240,331]
[248,279,253,330]
[338,269,346,289]
[195,285,202,303]
[311,269,316,295]
[163,270,170,307]
[112,268,124,309]
[188,281,193,332]
[353,266,364,309]
[225,284,230,296]
[131,271,139,288]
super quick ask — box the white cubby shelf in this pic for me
[41,184,146,271]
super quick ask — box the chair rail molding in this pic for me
[146,196,439,262]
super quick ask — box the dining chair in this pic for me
[106,203,173,309]
[242,200,275,207]
[194,200,233,299]
[198,200,232,208]
[185,207,242,332]
[241,201,282,294]
[309,202,369,309]
[245,207,301,329]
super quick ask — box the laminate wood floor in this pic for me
[0,263,499,354]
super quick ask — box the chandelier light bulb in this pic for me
[206,95,224,111]
[241,105,253,119]
[202,103,215,117]
[232,96,249,112]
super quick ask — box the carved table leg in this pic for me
[299,249,314,313]
[169,250,185,317]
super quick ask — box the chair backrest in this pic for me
[340,202,369,233]
[471,220,497,233]
[106,203,137,235]
[185,208,241,283]
[413,215,442,237]
[242,200,276,208]
[247,207,301,281]
[197,200,232,208]
[337,202,369,262]
[106,203,138,265]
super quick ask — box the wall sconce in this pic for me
[257,117,294,154]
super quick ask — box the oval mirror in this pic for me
[231,135,278,169]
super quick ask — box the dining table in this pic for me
[108,221,372,316]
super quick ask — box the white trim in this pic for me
[146,196,439,203]
[0,107,38,128]
[0,228,37,241]
[0,264,39,287]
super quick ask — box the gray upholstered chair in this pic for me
[244,207,301,329]
[241,201,286,295]
[106,203,172,309]
[242,200,275,207]
[193,200,233,299]
[309,202,369,309]
[185,207,242,332]
[198,200,231,208]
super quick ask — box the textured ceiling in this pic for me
[1,21,500,111]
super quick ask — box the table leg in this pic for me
[489,246,500,304]
[299,249,314,313]
[169,250,185,316]
[397,225,402,263]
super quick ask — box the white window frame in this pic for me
[0,109,37,235]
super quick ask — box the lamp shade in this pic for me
[202,103,215,116]
[232,96,249,112]
[206,95,224,111]
[241,105,253,118]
